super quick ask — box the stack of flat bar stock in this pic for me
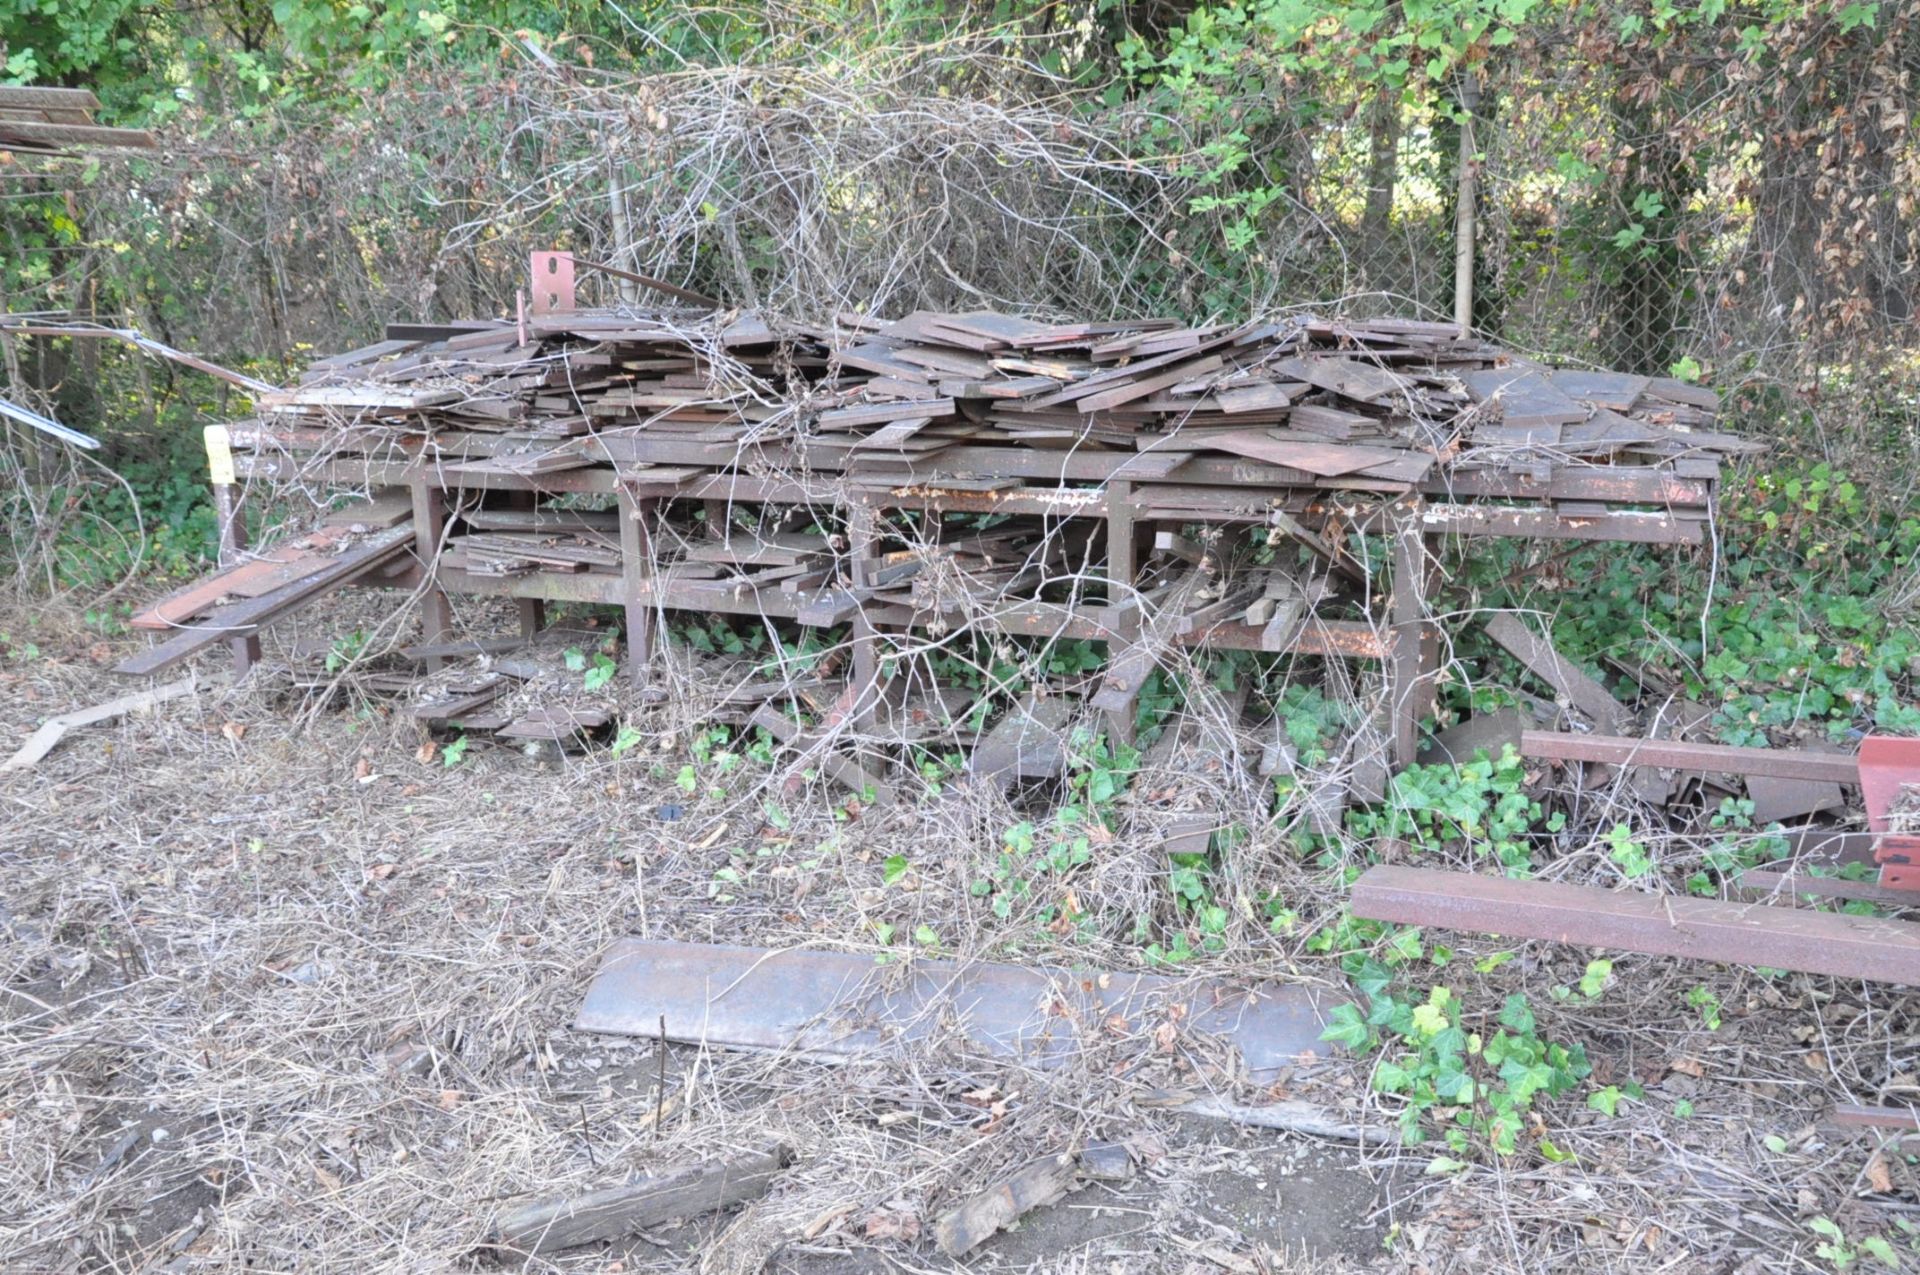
[239,307,1748,495]
[120,293,1759,776]
[0,85,157,156]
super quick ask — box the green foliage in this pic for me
[1685,984,1723,1030]
[1471,461,1920,750]
[970,729,1135,939]
[16,420,219,592]
[324,627,369,673]
[1345,745,1561,873]
[1585,1081,1641,1117]
[1807,1215,1905,1271]
[583,652,618,692]
[1325,971,1593,1156]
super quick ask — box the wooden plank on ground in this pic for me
[492,1142,795,1255]
[935,1152,1079,1257]
[496,706,611,740]
[4,673,230,770]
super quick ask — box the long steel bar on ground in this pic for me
[1351,864,1920,984]
[1518,731,1860,784]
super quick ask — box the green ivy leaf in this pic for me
[1320,1002,1372,1051]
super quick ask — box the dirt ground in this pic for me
[4,595,1918,1274]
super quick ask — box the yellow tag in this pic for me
[203,425,235,486]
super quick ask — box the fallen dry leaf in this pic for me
[368,863,396,880]
[1866,1151,1894,1193]
[1670,1056,1706,1078]
[437,1089,465,1110]
[415,740,438,765]
[221,721,247,743]
[801,1203,856,1240]
[862,1210,921,1242]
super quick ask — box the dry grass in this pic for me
[3,596,1917,1274]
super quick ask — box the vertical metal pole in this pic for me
[1452,73,1480,336]
[607,158,639,308]
[410,475,454,672]
[847,502,881,728]
[204,426,260,675]
[1388,501,1428,769]
[507,489,546,639]
[1104,480,1138,746]
[617,483,656,686]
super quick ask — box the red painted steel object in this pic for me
[528,250,576,315]
[1859,735,1920,891]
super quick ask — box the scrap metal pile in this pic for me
[89,252,1920,997]
[121,253,1760,791]
[0,85,156,156]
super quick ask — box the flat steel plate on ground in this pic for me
[575,939,1334,1079]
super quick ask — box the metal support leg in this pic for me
[1388,502,1428,768]
[1415,545,1442,722]
[617,484,656,686]
[410,477,454,673]
[847,502,881,727]
[213,481,261,676]
[1104,480,1138,746]
[506,490,546,638]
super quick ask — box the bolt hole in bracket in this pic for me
[529,251,576,316]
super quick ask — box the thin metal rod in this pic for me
[573,259,724,310]
[0,393,98,450]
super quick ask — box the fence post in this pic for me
[1452,73,1480,336]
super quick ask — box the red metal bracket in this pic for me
[1861,735,1920,890]
[529,251,575,316]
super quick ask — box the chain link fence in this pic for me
[4,29,1916,591]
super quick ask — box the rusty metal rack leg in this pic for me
[846,501,882,729]
[1103,480,1139,747]
[212,481,262,676]
[505,490,547,639]
[1386,500,1429,769]
[617,484,657,687]
[409,476,454,672]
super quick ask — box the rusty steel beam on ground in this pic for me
[1351,864,1920,985]
[1830,1103,1920,1134]
[1518,730,1859,785]
[1739,868,1919,908]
